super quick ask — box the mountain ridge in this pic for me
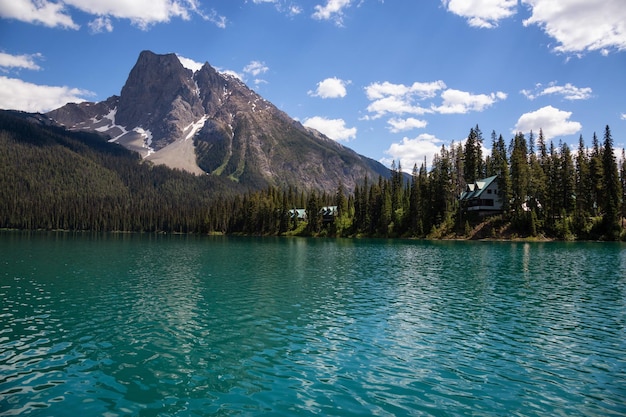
[47,50,390,191]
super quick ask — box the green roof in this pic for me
[459,175,498,201]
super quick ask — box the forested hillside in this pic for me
[0,111,242,232]
[1,111,625,240]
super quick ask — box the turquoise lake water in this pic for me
[1,232,625,416]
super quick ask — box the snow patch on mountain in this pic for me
[184,115,209,141]
[133,127,154,156]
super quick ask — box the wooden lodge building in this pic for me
[459,175,503,216]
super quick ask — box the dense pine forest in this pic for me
[1,111,625,240]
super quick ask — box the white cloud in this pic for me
[514,105,582,140]
[243,61,269,77]
[88,16,113,33]
[289,5,303,15]
[366,96,432,119]
[206,9,227,28]
[364,80,445,119]
[176,54,204,72]
[64,0,205,29]
[433,89,507,114]
[308,77,350,99]
[521,82,592,101]
[365,80,445,101]
[442,0,626,54]
[303,116,357,141]
[442,0,517,28]
[0,0,78,28]
[620,113,626,121]
[387,117,428,133]
[522,0,626,54]
[0,76,93,112]
[0,52,43,71]
[312,0,351,25]
[364,80,505,120]
[381,133,445,170]
[0,0,225,30]
[251,0,302,16]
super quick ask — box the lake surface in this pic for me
[1,232,625,416]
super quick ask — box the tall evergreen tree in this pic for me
[574,135,592,231]
[278,192,289,235]
[620,149,626,229]
[335,181,347,216]
[589,132,604,216]
[306,191,321,234]
[378,181,393,236]
[463,126,483,183]
[418,158,430,234]
[545,140,559,223]
[537,129,548,170]
[408,163,421,235]
[601,125,620,237]
[528,140,547,217]
[486,131,498,177]
[390,160,404,232]
[559,141,576,215]
[510,132,530,215]
[492,133,512,213]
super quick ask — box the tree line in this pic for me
[1,111,625,240]
[224,125,626,240]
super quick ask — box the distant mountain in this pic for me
[47,50,389,192]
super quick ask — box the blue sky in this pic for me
[1,0,625,169]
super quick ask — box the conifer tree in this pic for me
[559,141,576,215]
[601,125,620,237]
[418,158,429,234]
[306,191,321,234]
[390,160,404,231]
[510,132,530,215]
[589,132,604,215]
[379,181,393,236]
[335,181,347,216]
[620,149,626,229]
[528,130,535,155]
[546,140,559,223]
[528,142,547,217]
[486,131,498,177]
[408,163,421,235]
[430,145,453,227]
[463,127,483,183]
[491,133,511,213]
[574,135,592,231]
[451,141,465,195]
[537,129,548,170]
[279,192,289,235]
[353,177,369,233]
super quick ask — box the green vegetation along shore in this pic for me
[1,112,625,240]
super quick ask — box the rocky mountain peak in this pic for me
[46,51,390,191]
[115,51,205,149]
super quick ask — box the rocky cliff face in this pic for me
[47,50,389,191]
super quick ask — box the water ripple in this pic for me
[1,235,625,416]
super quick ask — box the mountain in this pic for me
[47,50,390,192]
